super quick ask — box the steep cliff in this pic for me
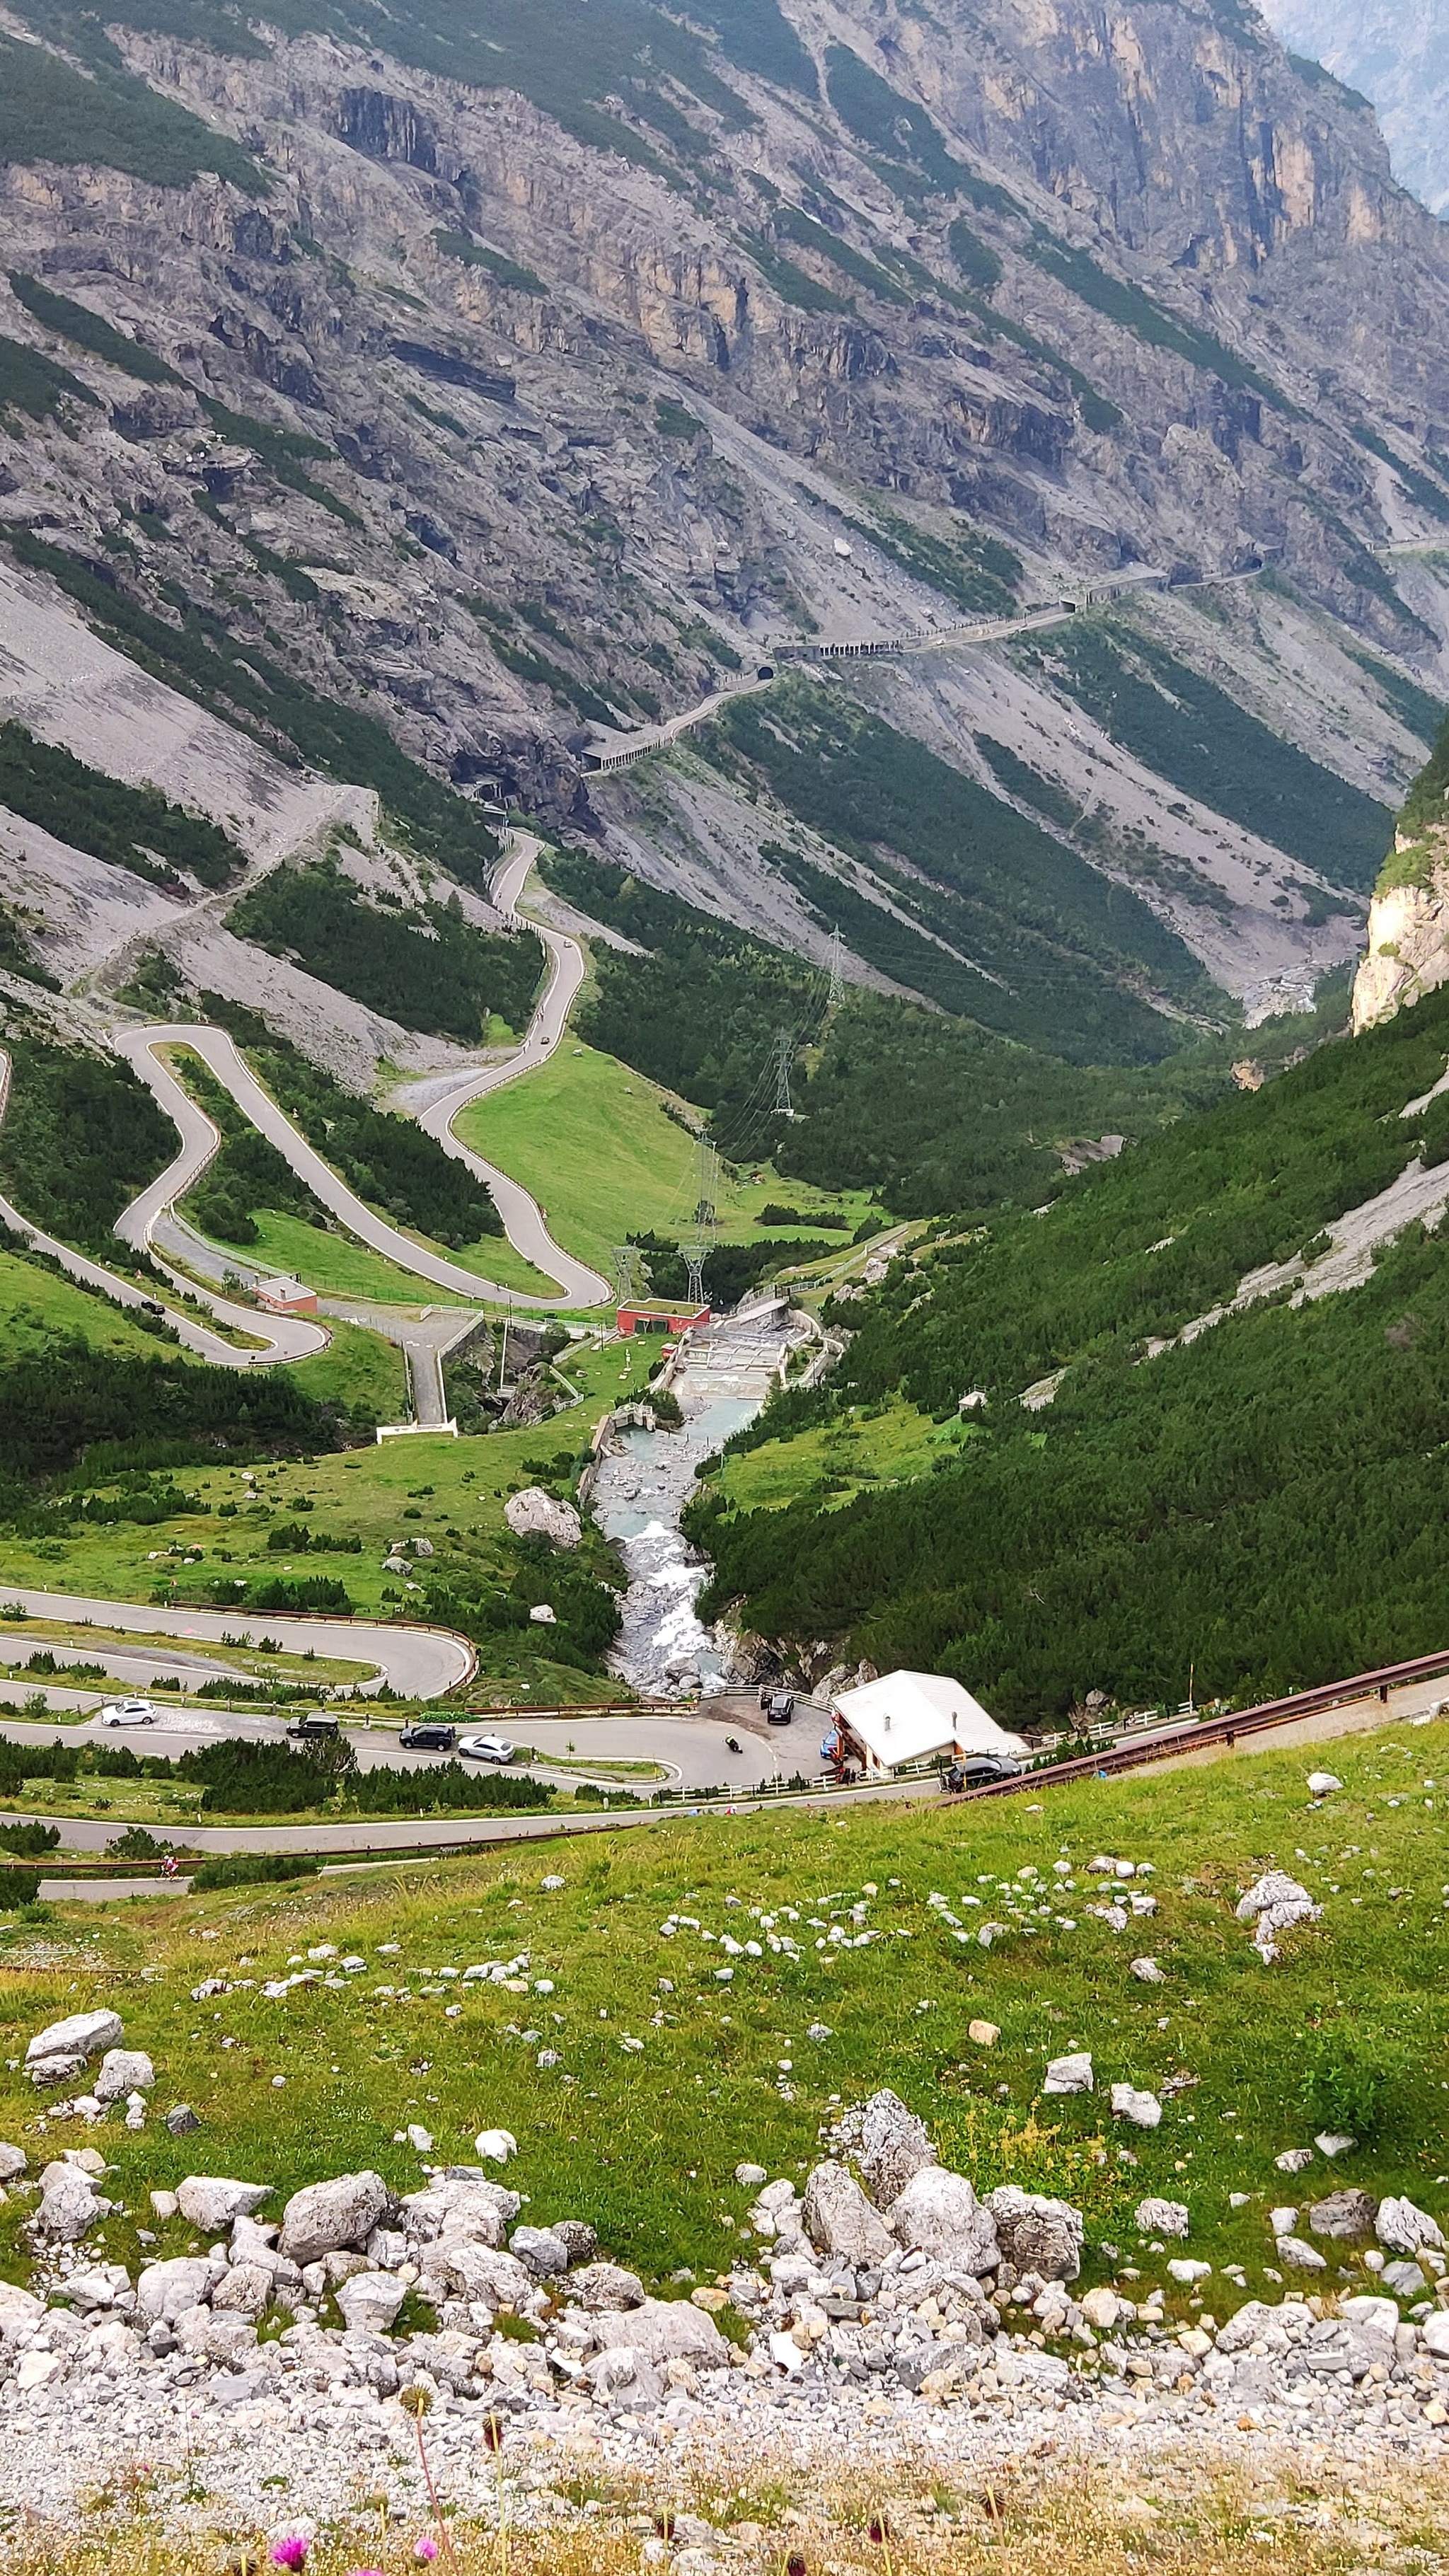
[2,0,1449,1028]
[1353,718,1449,1029]
[1257,0,1449,216]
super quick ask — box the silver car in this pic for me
[100,1697,156,1728]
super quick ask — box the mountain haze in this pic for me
[1257,0,1449,216]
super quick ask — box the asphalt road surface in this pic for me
[0,1589,472,1699]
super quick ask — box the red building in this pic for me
[616,1299,710,1337]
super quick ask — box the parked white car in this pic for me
[458,1733,516,1764]
[99,1697,156,1728]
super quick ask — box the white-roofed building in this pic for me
[828,1669,1028,1777]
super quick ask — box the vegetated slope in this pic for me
[692,974,1449,1723]
[1019,616,1394,891]
[0,1037,175,1254]
[0,720,245,892]
[1,1743,1444,2300]
[707,688,1223,1061]
[227,858,541,1039]
[543,847,1349,1221]
[197,993,504,1243]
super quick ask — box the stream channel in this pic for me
[588,1303,794,1697]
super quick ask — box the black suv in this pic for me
[400,1721,457,1752]
[286,1712,340,1740]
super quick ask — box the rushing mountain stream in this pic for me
[589,1304,793,1697]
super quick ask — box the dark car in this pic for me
[400,1721,457,1752]
[960,1751,1024,1786]
[286,1712,340,1740]
[763,1690,795,1726]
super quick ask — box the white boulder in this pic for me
[1235,1871,1321,1963]
[1043,2052,1093,2094]
[335,2271,409,2333]
[802,2162,896,2264]
[1377,2195,1446,2257]
[280,2171,390,2266]
[504,1489,582,1549]
[176,2176,271,2231]
[1306,1772,1344,1797]
[888,2166,1000,2272]
[1111,2083,1162,2128]
[1135,2197,1190,2238]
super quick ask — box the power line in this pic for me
[773,1027,795,1119]
[827,925,845,1008]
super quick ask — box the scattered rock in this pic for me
[1130,1958,1165,1984]
[1377,2195,1446,2257]
[0,2144,27,2182]
[25,2009,123,2079]
[35,2165,108,2241]
[1080,2285,1123,2330]
[570,2262,645,2311]
[1315,2132,1356,2159]
[888,2166,1000,2272]
[735,2163,767,2187]
[1235,1871,1322,1963]
[967,2019,1000,2046]
[1043,2052,1094,2094]
[594,2297,730,2370]
[503,1489,582,1548]
[1276,2236,1328,2272]
[94,2049,155,2103]
[165,2105,201,2137]
[1275,2147,1315,2173]
[335,2271,408,2333]
[137,2258,214,2323]
[1167,2258,1211,2285]
[1306,1772,1344,1797]
[474,2129,517,2164]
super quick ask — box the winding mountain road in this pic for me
[112,835,608,1315]
[397,836,611,1307]
[0,1587,474,1697]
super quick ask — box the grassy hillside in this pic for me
[454,1039,871,1276]
[1,1719,1445,2321]
[693,978,1449,1722]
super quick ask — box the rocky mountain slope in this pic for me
[1257,0,1449,216]
[3,0,1449,1064]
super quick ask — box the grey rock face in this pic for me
[279,2171,390,2265]
[802,2163,897,2265]
[829,2090,936,2207]
[986,2185,1084,2281]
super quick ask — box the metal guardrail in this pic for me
[964,1644,1449,1801]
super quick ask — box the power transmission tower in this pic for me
[827,925,845,1008]
[611,1244,640,1306]
[676,1131,718,1310]
[773,1027,795,1119]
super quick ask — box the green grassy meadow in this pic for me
[189,1196,559,1307]
[1,1718,1444,2323]
[722,1392,964,1512]
[0,1245,183,1362]
[456,1042,874,1276]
